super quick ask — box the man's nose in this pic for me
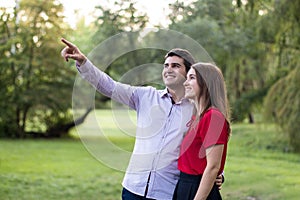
[165,65,173,72]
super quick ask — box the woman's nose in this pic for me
[183,79,188,86]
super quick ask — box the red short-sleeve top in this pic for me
[178,108,229,175]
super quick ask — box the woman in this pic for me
[173,62,231,200]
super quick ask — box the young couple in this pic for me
[61,38,230,200]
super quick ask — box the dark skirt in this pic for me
[172,172,222,200]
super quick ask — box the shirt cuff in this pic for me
[76,59,89,73]
[76,59,87,67]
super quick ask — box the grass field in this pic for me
[0,110,300,200]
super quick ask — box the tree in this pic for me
[263,0,300,152]
[84,0,162,108]
[0,0,80,138]
[264,67,300,152]
[92,0,148,44]
[168,0,270,123]
[167,0,300,151]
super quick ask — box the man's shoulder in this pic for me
[135,86,167,96]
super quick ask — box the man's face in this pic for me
[162,56,187,90]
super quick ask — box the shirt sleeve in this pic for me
[200,109,228,149]
[76,59,138,109]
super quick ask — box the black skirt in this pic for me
[172,172,222,200]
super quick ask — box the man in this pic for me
[61,38,223,200]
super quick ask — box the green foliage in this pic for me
[167,0,299,126]
[1,0,299,143]
[260,0,300,152]
[92,0,149,44]
[264,67,300,152]
[81,0,155,108]
[168,0,270,123]
[90,0,151,75]
[232,86,269,122]
[0,0,75,137]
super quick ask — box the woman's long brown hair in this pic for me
[192,63,231,133]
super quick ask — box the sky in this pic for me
[0,0,176,28]
[59,0,176,27]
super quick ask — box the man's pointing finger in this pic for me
[61,38,75,48]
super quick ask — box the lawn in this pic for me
[0,110,299,200]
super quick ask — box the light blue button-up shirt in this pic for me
[77,60,194,199]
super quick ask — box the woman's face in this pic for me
[183,68,200,101]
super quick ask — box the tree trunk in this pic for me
[248,112,254,124]
[26,107,93,138]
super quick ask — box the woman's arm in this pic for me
[194,144,224,200]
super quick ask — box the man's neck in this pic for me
[167,87,185,103]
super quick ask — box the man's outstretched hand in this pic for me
[61,38,86,65]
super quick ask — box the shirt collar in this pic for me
[159,88,169,98]
[160,88,190,104]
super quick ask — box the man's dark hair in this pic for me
[165,48,196,72]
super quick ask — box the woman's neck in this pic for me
[195,98,208,116]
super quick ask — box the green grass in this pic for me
[222,123,300,200]
[0,139,125,200]
[0,110,300,200]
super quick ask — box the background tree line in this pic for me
[0,0,299,152]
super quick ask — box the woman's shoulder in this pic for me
[204,107,224,118]
[200,107,226,125]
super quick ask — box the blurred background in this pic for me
[0,0,299,199]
